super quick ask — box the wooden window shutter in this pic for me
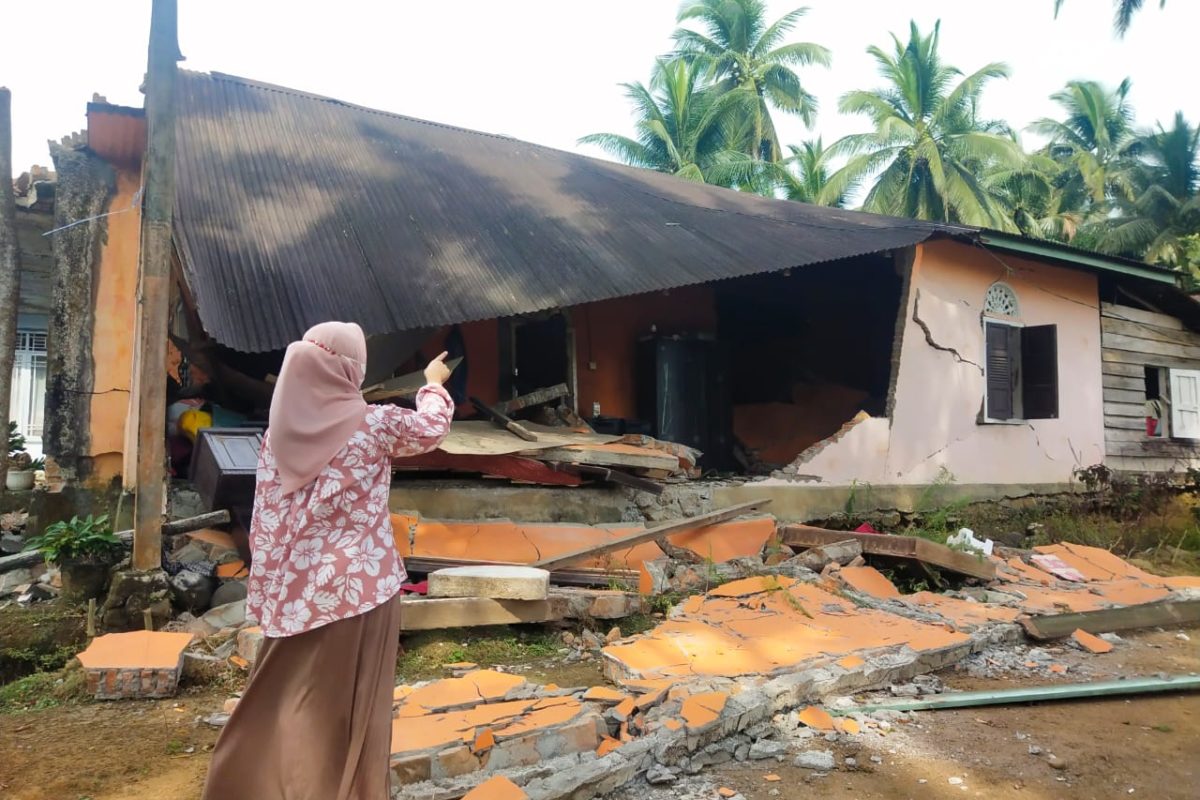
[1021,325,1058,419]
[985,322,1017,420]
[1169,369,1200,440]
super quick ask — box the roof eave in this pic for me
[978,232,1180,286]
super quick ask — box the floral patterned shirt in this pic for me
[247,386,454,637]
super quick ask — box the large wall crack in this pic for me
[912,289,983,374]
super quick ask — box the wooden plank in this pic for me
[1020,599,1200,640]
[1102,333,1200,362]
[1101,317,1200,346]
[392,452,583,486]
[398,596,558,631]
[554,463,665,495]
[1105,428,1200,447]
[1102,362,1148,380]
[1104,389,1148,406]
[1102,303,1185,330]
[471,396,539,442]
[1107,455,1199,473]
[363,357,462,402]
[1102,349,1200,370]
[913,538,996,581]
[780,525,996,581]
[500,383,570,415]
[1104,415,1147,431]
[437,421,618,457]
[1103,374,1147,391]
[531,500,770,571]
[527,444,678,472]
[3,510,232,573]
[1103,398,1146,415]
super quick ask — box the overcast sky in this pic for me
[2,1,1196,176]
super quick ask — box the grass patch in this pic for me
[396,625,561,681]
[0,662,88,714]
[0,603,88,685]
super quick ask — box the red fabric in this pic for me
[400,581,428,596]
[855,522,881,534]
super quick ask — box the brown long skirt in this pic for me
[201,597,402,800]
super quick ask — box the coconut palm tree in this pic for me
[1029,79,1137,217]
[671,0,831,162]
[824,21,1023,229]
[983,154,1085,241]
[579,58,759,186]
[1093,112,1200,265]
[775,139,851,206]
[1053,0,1167,38]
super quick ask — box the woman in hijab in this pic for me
[202,322,454,800]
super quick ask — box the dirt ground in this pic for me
[706,629,1200,800]
[0,630,1196,800]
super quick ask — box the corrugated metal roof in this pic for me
[173,71,973,353]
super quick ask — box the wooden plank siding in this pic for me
[1100,303,1200,474]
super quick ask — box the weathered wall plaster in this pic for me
[790,239,1105,486]
[44,145,116,484]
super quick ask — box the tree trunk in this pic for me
[0,88,22,487]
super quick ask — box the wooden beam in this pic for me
[132,0,182,571]
[471,396,539,442]
[398,596,558,631]
[555,463,665,495]
[1020,599,1200,641]
[780,524,996,581]
[363,357,462,402]
[531,500,770,571]
[2,509,230,573]
[400,555,637,588]
[0,88,20,488]
[524,445,677,473]
[392,452,583,486]
[499,383,569,415]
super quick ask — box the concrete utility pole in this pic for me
[0,89,21,488]
[132,0,182,570]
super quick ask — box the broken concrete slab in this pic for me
[794,539,862,571]
[189,599,249,636]
[601,575,969,684]
[429,566,551,601]
[77,630,194,700]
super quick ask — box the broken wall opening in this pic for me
[719,253,903,473]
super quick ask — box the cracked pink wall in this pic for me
[795,239,1105,486]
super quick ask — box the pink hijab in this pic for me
[269,322,369,495]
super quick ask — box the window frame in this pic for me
[1168,368,1200,441]
[982,317,1025,424]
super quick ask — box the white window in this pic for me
[9,329,47,458]
[1169,369,1200,440]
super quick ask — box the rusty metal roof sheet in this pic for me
[173,71,972,353]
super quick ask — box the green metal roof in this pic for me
[977,232,1181,286]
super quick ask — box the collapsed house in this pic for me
[21,70,1200,532]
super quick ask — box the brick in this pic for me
[390,753,432,785]
[434,745,481,779]
[556,714,603,754]
[237,626,265,663]
[1071,629,1114,654]
[588,592,638,620]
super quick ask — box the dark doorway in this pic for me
[510,313,570,399]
